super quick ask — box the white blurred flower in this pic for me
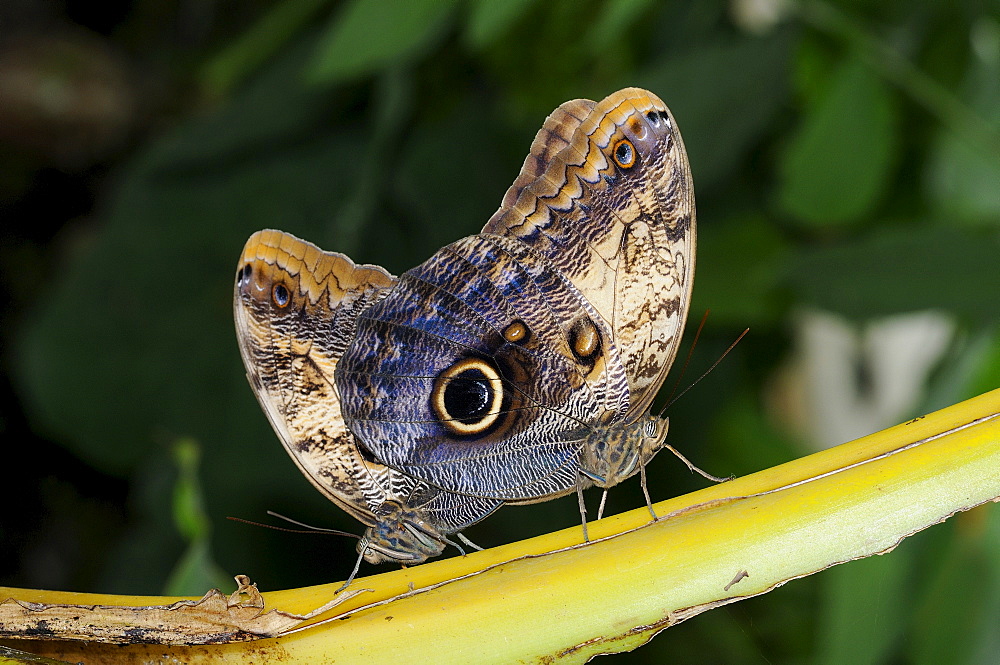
[772,309,956,450]
[729,0,790,35]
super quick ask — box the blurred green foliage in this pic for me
[2,0,999,663]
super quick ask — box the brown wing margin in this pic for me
[490,99,597,223]
[234,230,398,525]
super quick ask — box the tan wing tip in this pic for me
[236,229,396,306]
[238,229,317,275]
[602,87,668,111]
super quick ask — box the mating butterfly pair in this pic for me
[234,88,697,573]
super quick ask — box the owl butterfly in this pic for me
[234,87,695,572]
[337,88,695,505]
[235,231,501,568]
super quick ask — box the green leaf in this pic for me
[331,67,415,256]
[925,24,1000,226]
[171,439,210,542]
[309,0,460,83]
[691,213,791,327]
[968,329,1000,401]
[162,539,231,598]
[909,512,999,665]
[393,98,509,253]
[200,0,332,96]
[163,438,230,596]
[463,0,538,50]
[815,551,911,665]
[583,0,656,51]
[787,225,1000,322]
[640,32,792,190]
[777,55,898,228]
[707,390,802,492]
[922,327,1000,413]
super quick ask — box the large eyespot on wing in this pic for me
[430,357,506,436]
[336,233,631,501]
[482,87,696,415]
[611,137,636,169]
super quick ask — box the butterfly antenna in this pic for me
[651,325,746,486]
[664,309,712,406]
[662,327,749,414]
[226,512,362,540]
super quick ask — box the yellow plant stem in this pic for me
[3,388,999,664]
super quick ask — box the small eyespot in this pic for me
[237,264,252,286]
[569,318,601,361]
[431,358,504,436]
[646,110,660,125]
[612,139,636,169]
[628,117,647,138]
[272,283,290,307]
[502,320,530,344]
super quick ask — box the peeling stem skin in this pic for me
[2,388,999,664]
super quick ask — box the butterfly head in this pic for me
[358,501,447,564]
[637,414,670,467]
[580,413,669,488]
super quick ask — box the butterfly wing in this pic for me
[337,232,629,499]
[234,230,500,557]
[485,88,696,415]
[337,88,695,500]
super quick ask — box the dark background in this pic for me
[1,0,998,663]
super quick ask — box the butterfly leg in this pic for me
[336,549,367,594]
[596,489,609,521]
[456,532,484,552]
[663,443,730,483]
[440,532,486,557]
[576,479,590,542]
[439,535,467,556]
[640,464,658,521]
